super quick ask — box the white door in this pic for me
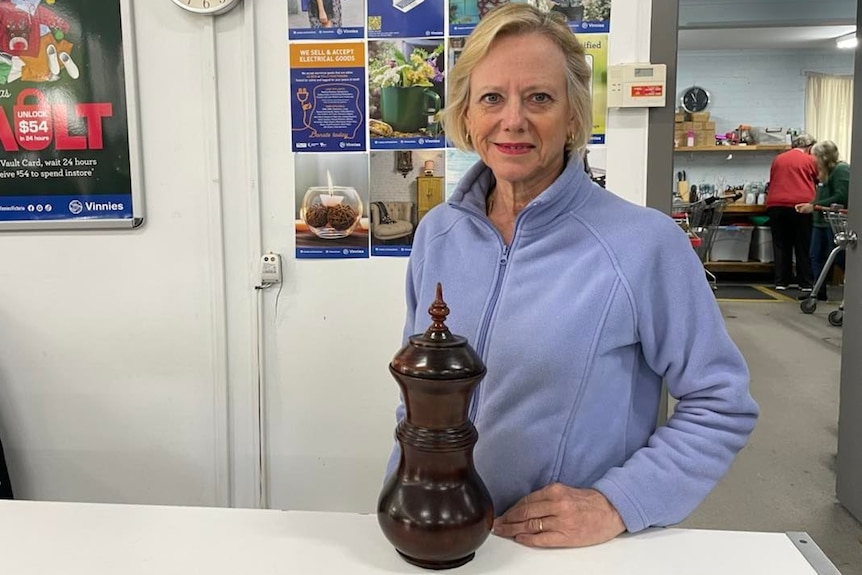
[835,0,862,521]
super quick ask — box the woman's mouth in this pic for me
[494,143,533,154]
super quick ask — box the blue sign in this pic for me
[0,194,132,221]
[297,247,370,259]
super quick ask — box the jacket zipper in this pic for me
[468,242,510,423]
[450,203,519,424]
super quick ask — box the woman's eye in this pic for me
[531,93,552,103]
[480,93,501,104]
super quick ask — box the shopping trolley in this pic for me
[671,193,739,289]
[799,205,856,326]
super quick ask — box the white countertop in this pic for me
[0,500,826,574]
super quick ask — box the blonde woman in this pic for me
[384,3,757,549]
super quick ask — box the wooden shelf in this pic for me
[674,145,790,153]
[723,204,767,215]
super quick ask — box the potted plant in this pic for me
[369,42,444,135]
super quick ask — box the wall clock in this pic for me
[171,0,243,16]
[681,86,710,114]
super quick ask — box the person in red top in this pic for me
[766,134,818,290]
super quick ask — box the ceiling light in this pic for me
[836,32,857,49]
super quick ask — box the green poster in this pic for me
[581,33,608,145]
[0,0,141,229]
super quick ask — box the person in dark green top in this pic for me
[795,140,850,301]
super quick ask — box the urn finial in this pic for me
[425,283,452,341]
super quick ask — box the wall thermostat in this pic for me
[607,63,667,108]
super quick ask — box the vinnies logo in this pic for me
[68,199,125,215]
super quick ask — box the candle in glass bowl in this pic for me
[320,171,344,207]
[300,170,363,239]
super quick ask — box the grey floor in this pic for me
[677,292,862,574]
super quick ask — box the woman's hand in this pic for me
[796,203,814,214]
[492,484,625,548]
[319,11,330,26]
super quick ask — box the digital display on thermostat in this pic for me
[634,68,654,77]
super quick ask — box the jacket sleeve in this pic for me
[592,217,759,532]
[813,164,850,209]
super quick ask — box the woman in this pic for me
[795,141,850,301]
[386,4,758,548]
[308,0,341,28]
[765,134,818,291]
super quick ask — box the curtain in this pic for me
[805,73,854,162]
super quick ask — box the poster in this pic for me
[290,42,367,152]
[295,153,370,259]
[367,0,444,39]
[287,1,611,261]
[582,33,607,145]
[368,38,445,150]
[449,0,611,37]
[287,0,365,40]
[368,149,444,257]
[0,0,141,229]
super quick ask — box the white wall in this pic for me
[0,1,237,506]
[0,0,654,512]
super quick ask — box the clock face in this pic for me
[681,86,710,113]
[171,0,242,15]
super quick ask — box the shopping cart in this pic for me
[799,205,856,326]
[672,193,739,289]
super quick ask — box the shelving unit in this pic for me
[673,145,785,278]
[674,144,790,153]
[705,203,771,275]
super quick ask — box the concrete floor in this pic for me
[677,293,862,574]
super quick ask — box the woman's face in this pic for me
[465,32,575,195]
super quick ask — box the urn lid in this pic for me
[391,283,486,380]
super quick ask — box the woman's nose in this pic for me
[501,100,527,131]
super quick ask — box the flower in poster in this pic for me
[584,0,610,21]
[369,43,445,89]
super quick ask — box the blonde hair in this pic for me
[812,140,841,182]
[442,3,593,155]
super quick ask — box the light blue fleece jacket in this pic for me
[387,156,759,533]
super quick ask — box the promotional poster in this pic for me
[368,38,445,150]
[286,0,613,261]
[0,0,138,227]
[287,0,365,40]
[368,149,444,257]
[583,33,608,145]
[295,153,370,259]
[290,42,367,152]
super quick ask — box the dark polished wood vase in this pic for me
[377,284,494,570]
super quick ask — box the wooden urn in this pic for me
[377,283,494,570]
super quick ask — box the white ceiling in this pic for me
[678,25,858,51]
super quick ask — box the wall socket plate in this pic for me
[260,253,282,284]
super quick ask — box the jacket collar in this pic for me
[448,153,595,230]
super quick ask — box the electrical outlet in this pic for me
[260,253,282,284]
